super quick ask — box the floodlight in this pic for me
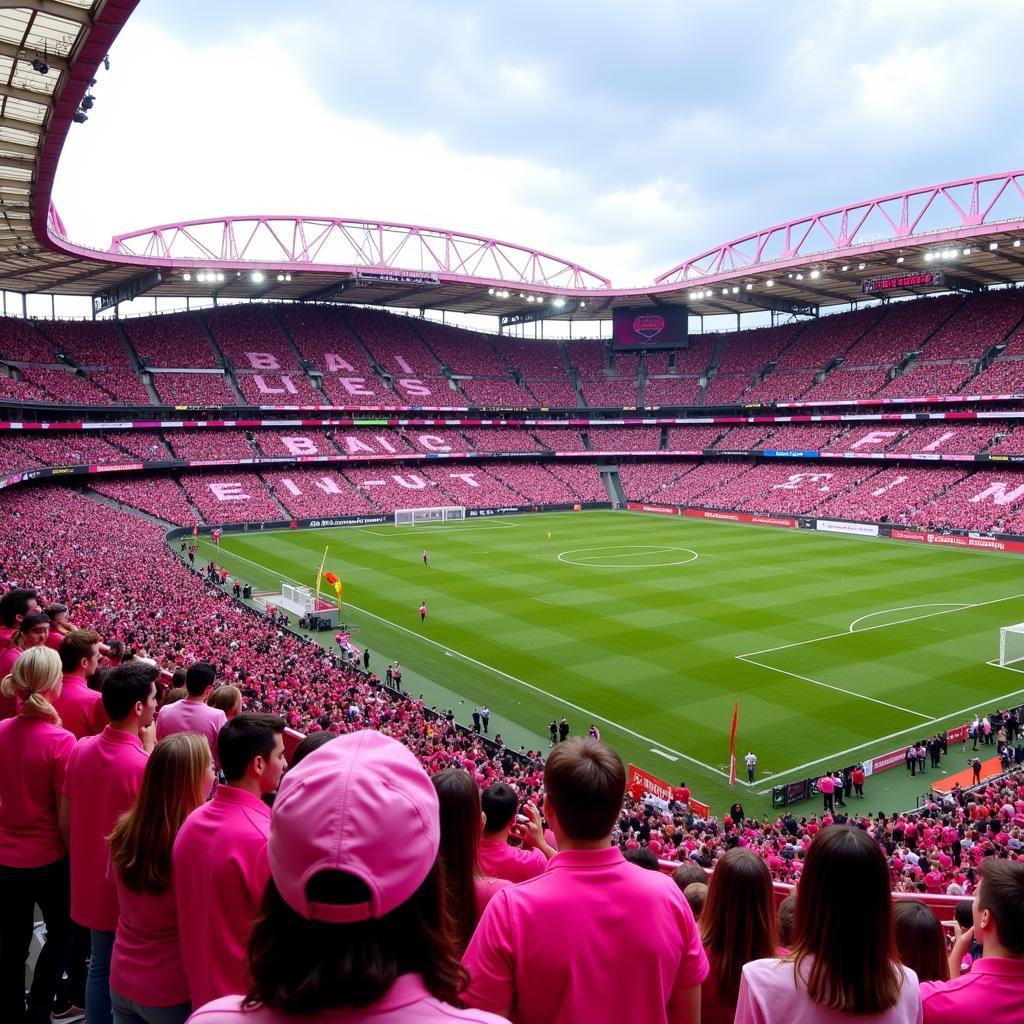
[895,257,904,264]
[731,286,739,294]
[488,287,494,295]
[841,265,849,271]
[810,270,820,279]
[30,56,48,75]
[579,301,586,308]
[924,253,933,261]
[989,242,999,251]
[858,263,865,270]
[251,271,265,283]
[216,272,225,282]
[183,272,191,281]
[553,298,565,307]
[765,280,773,287]
[526,295,534,302]
[197,272,206,283]
[962,247,971,256]
[795,273,803,280]
[745,284,752,290]
[285,274,291,281]
[689,292,697,300]
[1015,240,1022,247]
[721,288,728,295]
[277,274,285,282]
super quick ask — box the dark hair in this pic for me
[290,731,338,768]
[185,661,216,696]
[101,662,158,720]
[480,782,517,833]
[978,859,1024,954]
[243,863,466,1013]
[44,602,69,620]
[218,713,285,783]
[59,629,101,674]
[432,768,484,955]
[953,898,974,930]
[17,612,49,641]
[623,847,660,870]
[789,825,903,1014]
[543,737,625,841]
[701,847,779,1005]
[0,587,37,627]
[672,861,708,892]
[892,900,949,982]
[777,892,796,948]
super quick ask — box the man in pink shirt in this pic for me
[463,737,708,1024]
[818,773,836,813]
[477,782,555,884]
[51,629,108,740]
[156,661,227,765]
[173,712,287,1008]
[60,662,158,1024]
[922,859,1024,1022]
[0,587,38,654]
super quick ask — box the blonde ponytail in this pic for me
[7,647,63,726]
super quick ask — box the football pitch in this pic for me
[195,510,1024,814]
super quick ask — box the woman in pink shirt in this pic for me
[735,825,922,1024]
[0,612,51,719]
[108,732,214,1024]
[432,768,512,954]
[700,847,780,1024]
[0,646,76,1024]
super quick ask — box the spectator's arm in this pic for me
[668,984,700,1024]
[947,924,975,978]
[461,895,515,1017]
[58,794,70,850]
[515,802,556,859]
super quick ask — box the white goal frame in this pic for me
[394,505,467,526]
[999,622,1024,667]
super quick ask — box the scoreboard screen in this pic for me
[861,270,945,294]
[611,306,689,350]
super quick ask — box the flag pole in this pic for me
[315,545,329,606]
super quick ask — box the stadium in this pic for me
[2,3,1024,1022]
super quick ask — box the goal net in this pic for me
[394,506,466,526]
[999,622,1024,667]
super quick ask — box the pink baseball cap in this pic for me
[268,729,440,923]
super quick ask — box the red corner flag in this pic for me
[728,700,739,786]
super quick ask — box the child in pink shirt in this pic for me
[0,647,75,1024]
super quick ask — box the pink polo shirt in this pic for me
[187,974,508,1023]
[111,864,190,1008]
[0,715,75,868]
[477,836,548,884]
[173,785,272,1009]
[474,874,513,918]
[157,698,227,765]
[735,958,921,1024]
[818,776,835,794]
[52,673,108,740]
[462,845,708,1024]
[921,957,1024,1023]
[63,725,149,930]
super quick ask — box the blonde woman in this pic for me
[108,733,215,1024]
[0,646,76,1024]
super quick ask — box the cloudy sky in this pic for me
[52,0,1023,290]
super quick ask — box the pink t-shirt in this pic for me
[474,874,513,918]
[0,715,75,868]
[52,673,108,740]
[477,837,548,884]
[818,777,835,795]
[111,862,190,1008]
[735,958,921,1024]
[0,645,21,719]
[920,957,1024,1023]
[462,846,708,1024]
[187,974,508,1023]
[173,785,272,1009]
[64,725,149,930]
[156,698,227,765]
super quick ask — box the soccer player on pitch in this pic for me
[419,602,427,623]
[422,548,429,565]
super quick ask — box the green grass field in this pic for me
[193,510,1024,816]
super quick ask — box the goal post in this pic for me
[999,623,1024,667]
[394,506,466,526]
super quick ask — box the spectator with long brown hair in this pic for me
[735,825,921,1023]
[184,730,505,1023]
[432,768,511,954]
[0,646,76,1024]
[892,900,949,984]
[700,847,780,1024]
[108,733,214,1024]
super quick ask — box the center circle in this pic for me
[556,545,699,568]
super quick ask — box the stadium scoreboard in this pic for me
[612,306,689,350]
[861,270,945,294]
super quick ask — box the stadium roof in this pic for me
[2,1,1024,322]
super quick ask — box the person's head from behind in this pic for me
[623,847,659,871]
[16,612,50,649]
[162,686,187,707]
[954,898,974,932]
[672,860,707,894]
[290,730,339,768]
[109,733,213,895]
[2,645,62,724]
[102,662,159,728]
[59,629,101,678]
[683,882,707,920]
[185,661,216,698]
[432,768,485,954]
[207,683,242,718]
[777,892,796,948]
[974,859,1024,956]
[700,847,779,1004]
[0,587,37,629]
[480,781,518,835]
[892,900,949,982]
[245,730,464,1013]
[791,825,902,1015]
[218,713,287,793]
[543,736,625,844]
